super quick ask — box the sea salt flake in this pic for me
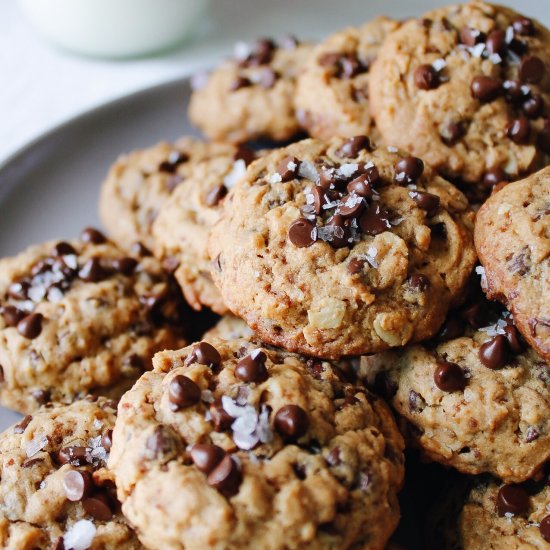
[387,146,398,153]
[489,53,502,64]
[432,58,446,72]
[305,191,315,205]
[268,172,282,184]
[475,265,488,291]
[63,519,97,550]
[298,160,319,182]
[47,286,64,303]
[337,163,358,178]
[505,26,514,44]
[26,434,48,458]
[64,255,78,270]
[223,159,246,189]
[287,160,297,171]
[471,43,486,58]
[201,389,214,403]
[311,227,318,241]
[28,286,46,302]
[234,41,251,60]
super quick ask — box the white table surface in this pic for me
[1,0,548,166]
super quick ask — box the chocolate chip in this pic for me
[326,214,350,248]
[410,191,440,217]
[311,186,327,215]
[288,218,316,247]
[240,38,275,67]
[236,350,268,383]
[497,484,529,516]
[538,119,550,153]
[440,121,466,146]
[17,313,43,339]
[414,64,440,90]
[259,68,278,89]
[523,93,544,118]
[503,324,523,354]
[111,257,138,276]
[78,257,107,283]
[22,457,44,468]
[347,258,366,275]
[101,430,113,452]
[14,415,32,434]
[540,515,550,542]
[513,17,535,36]
[338,193,366,218]
[207,455,242,497]
[340,54,364,79]
[82,493,113,521]
[210,398,234,432]
[359,204,391,235]
[187,342,222,370]
[63,470,93,501]
[52,537,64,550]
[460,26,485,47]
[483,167,509,188]
[408,390,426,412]
[80,227,106,244]
[277,156,300,182]
[503,79,525,103]
[205,184,228,207]
[519,55,545,84]
[8,281,29,300]
[460,302,489,329]
[234,146,256,166]
[53,242,77,256]
[525,426,539,443]
[190,443,226,473]
[2,305,25,327]
[336,136,371,158]
[408,274,429,291]
[434,360,466,392]
[145,426,176,458]
[159,151,188,173]
[58,446,89,466]
[346,174,373,198]
[486,29,506,55]
[31,389,50,405]
[230,76,251,91]
[168,375,201,411]
[436,317,465,341]
[395,156,424,184]
[471,75,502,102]
[274,404,309,440]
[131,242,152,257]
[479,335,511,369]
[507,117,531,144]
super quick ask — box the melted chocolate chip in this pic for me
[410,191,440,217]
[78,257,107,283]
[359,204,391,235]
[168,375,201,411]
[513,17,535,36]
[288,218,316,247]
[31,389,50,405]
[14,415,32,434]
[395,156,424,184]
[235,350,268,383]
[234,146,256,166]
[53,242,77,256]
[190,443,226,473]
[274,405,309,440]
[539,515,550,542]
[17,313,43,339]
[519,56,545,84]
[503,324,523,354]
[187,342,221,370]
[479,335,511,369]
[80,227,106,244]
[207,455,242,497]
[507,117,530,144]
[336,136,371,158]
[205,184,228,207]
[82,493,113,521]
[497,484,529,516]
[414,64,440,90]
[210,398,234,432]
[63,470,93,501]
[159,151,188,173]
[471,75,502,102]
[436,317,465,341]
[111,257,138,276]
[434,360,466,392]
[277,156,300,182]
[2,305,25,327]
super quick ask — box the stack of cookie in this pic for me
[0,1,548,548]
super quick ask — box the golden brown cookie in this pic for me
[202,315,254,342]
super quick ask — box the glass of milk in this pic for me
[18,0,209,58]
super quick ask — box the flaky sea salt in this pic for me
[26,434,48,458]
[471,43,486,58]
[298,160,319,183]
[63,520,96,550]
[268,172,282,184]
[366,247,379,268]
[337,163,358,178]
[387,146,399,153]
[432,58,446,72]
[222,396,273,450]
[475,265,488,291]
[201,390,215,403]
[223,159,246,189]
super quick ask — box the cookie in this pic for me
[369,2,550,195]
[99,138,234,251]
[208,136,476,359]
[108,337,405,550]
[295,17,400,140]
[475,169,550,363]
[364,295,550,482]
[152,146,263,314]
[0,229,186,413]
[432,476,550,548]
[202,315,254,342]
[0,397,142,549]
[188,37,313,143]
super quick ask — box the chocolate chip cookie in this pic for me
[364,295,550,482]
[99,138,234,251]
[108,337,405,550]
[152,146,263,314]
[202,315,254,342]
[188,37,313,143]
[369,2,550,196]
[0,229,186,413]
[475,169,550,363]
[0,397,142,549]
[295,17,399,140]
[208,136,476,359]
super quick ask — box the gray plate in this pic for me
[0,77,197,430]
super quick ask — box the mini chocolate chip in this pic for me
[259,68,278,88]
[82,493,113,521]
[540,515,550,542]
[58,446,89,466]
[101,430,113,452]
[479,335,511,369]
[414,64,440,90]
[207,455,242,497]
[80,227,106,244]
[497,484,529,516]
[131,242,152,257]
[288,218,316,247]
[434,360,466,392]
[168,375,201,411]
[312,186,327,215]
[78,257,107,283]
[17,313,43,339]
[503,324,523,354]
[483,167,509,188]
[336,136,371,158]
[240,38,275,66]
[14,415,32,434]
[205,184,228,207]
[338,193,366,218]
[63,470,93,501]
[359,204,391,235]
[409,274,429,291]
[395,156,424,183]
[507,117,531,144]
[503,79,525,103]
[8,281,29,300]
[471,75,502,102]
[230,76,251,91]
[519,55,545,84]
[486,29,506,55]
[31,389,50,405]
[236,350,268,383]
[441,121,466,146]
[190,443,226,473]
[410,191,440,217]
[513,17,535,36]
[234,146,256,165]
[326,214,350,248]
[53,242,77,256]
[346,174,372,198]
[210,398,234,431]
[274,404,309,440]
[538,120,550,153]
[348,258,366,275]
[2,305,25,327]
[523,94,544,118]
[277,156,300,182]
[460,26,485,47]
[437,317,465,341]
[187,342,222,369]
[111,257,138,276]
